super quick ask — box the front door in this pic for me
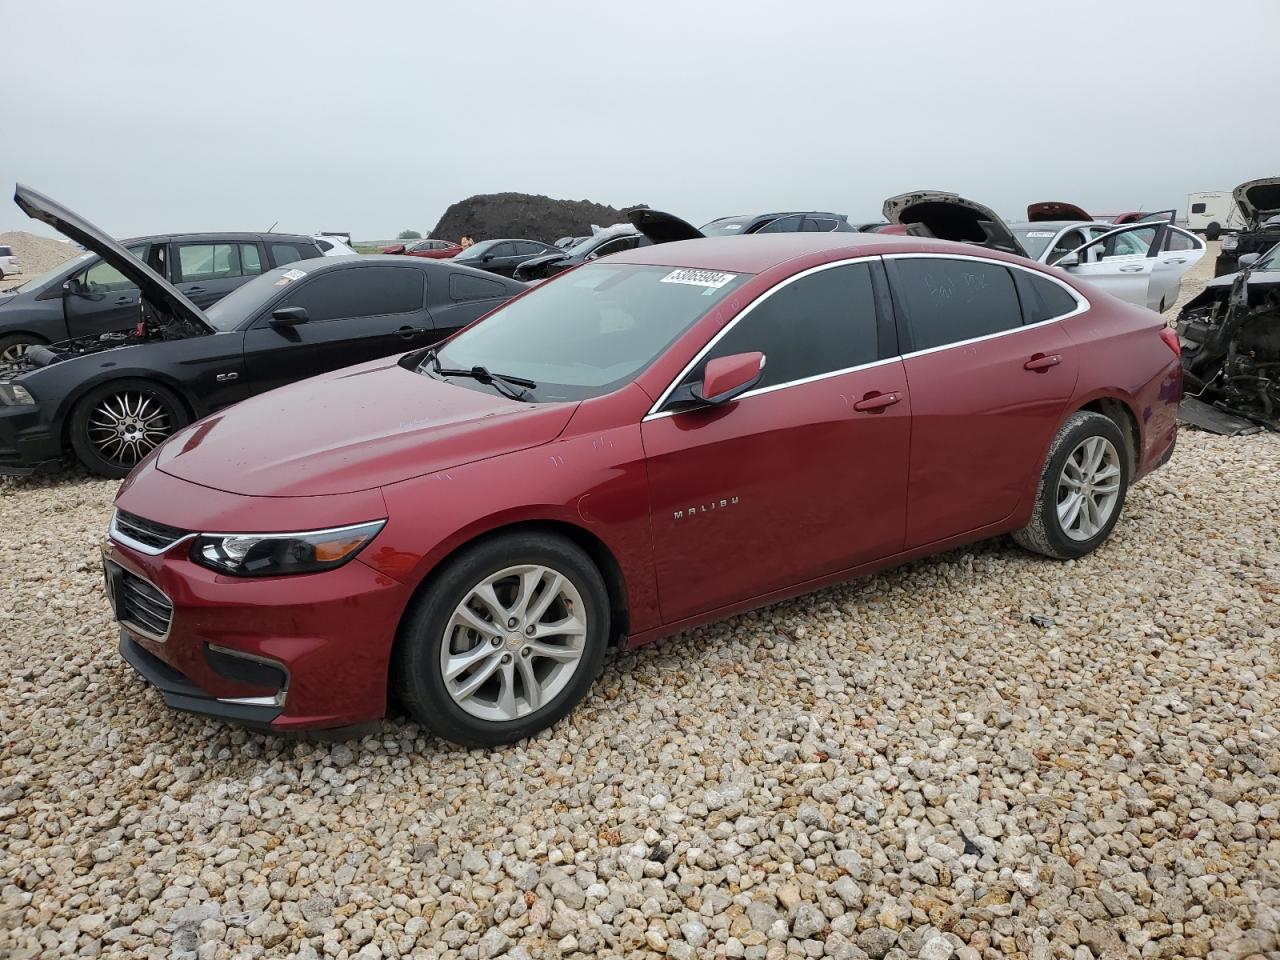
[63,242,150,338]
[642,260,911,623]
[241,264,433,395]
[1059,224,1164,310]
[886,255,1080,547]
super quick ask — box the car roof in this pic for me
[610,232,1027,274]
[281,254,447,273]
[120,231,316,244]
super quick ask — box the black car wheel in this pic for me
[1205,221,1221,241]
[69,379,190,478]
[0,334,43,365]
[393,531,609,747]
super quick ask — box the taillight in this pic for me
[1159,327,1181,356]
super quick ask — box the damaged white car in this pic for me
[883,191,1205,313]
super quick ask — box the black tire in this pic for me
[0,333,44,365]
[1013,411,1130,560]
[68,379,189,479]
[1205,221,1221,241]
[393,532,609,747]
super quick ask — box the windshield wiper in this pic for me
[432,356,536,401]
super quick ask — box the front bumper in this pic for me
[104,528,411,731]
[0,402,64,475]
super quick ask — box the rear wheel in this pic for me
[1014,411,1130,560]
[1205,221,1222,241]
[393,532,609,746]
[69,379,189,478]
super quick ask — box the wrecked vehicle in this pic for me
[884,191,1204,313]
[1175,242,1280,431]
[0,185,525,478]
[512,224,651,282]
[627,209,856,245]
[1216,177,1280,277]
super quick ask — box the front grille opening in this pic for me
[114,510,188,551]
[119,569,173,639]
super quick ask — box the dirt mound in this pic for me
[0,231,80,280]
[431,193,647,244]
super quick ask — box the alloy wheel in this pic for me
[86,391,173,467]
[440,564,587,722]
[1056,435,1122,541]
[1,341,32,364]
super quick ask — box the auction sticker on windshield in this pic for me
[273,268,308,286]
[1026,231,1056,238]
[660,268,738,289]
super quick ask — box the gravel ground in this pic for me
[0,230,81,281]
[2,244,1278,960]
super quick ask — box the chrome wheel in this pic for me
[440,564,587,722]
[86,391,174,467]
[1,341,33,363]
[1057,435,1122,542]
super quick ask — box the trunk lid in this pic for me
[1233,177,1280,227]
[13,183,213,334]
[1027,201,1092,222]
[882,190,1029,258]
[154,354,578,496]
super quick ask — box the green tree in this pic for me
[397,229,422,240]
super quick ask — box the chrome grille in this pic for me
[117,569,173,640]
[112,510,189,553]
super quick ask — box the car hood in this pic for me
[1027,201,1091,222]
[153,355,577,497]
[1234,177,1280,225]
[628,209,705,244]
[882,190,1028,258]
[13,183,214,334]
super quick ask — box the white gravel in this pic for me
[0,230,80,281]
[2,241,1278,960]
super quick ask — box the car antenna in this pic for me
[265,220,279,234]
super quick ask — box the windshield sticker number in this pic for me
[274,268,307,286]
[660,268,737,289]
[1026,231,1056,238]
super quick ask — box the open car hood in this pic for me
[1027,201,1091,222]
[1234,177,1280,226]
[627,209,705,244]
[883,190,1028,258]
[13,183,213,334]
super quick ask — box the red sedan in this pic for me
[381,238,461,259]
[104,233,1181,745]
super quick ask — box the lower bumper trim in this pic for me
[119,630,283,727]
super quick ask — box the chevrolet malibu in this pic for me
[103,232,1182,746]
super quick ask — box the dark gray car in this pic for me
[450,239,562,277]
[0,230,323,362]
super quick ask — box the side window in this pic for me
[589,237,635,259]
[450,273,508,302]
[77,244,148,292]
[1190,202,1207,214]
[1164,230,1196,252]
[1046,229,1086,264]
[1014,270,1079,325]
[240,243,263,275]
[893,258,1021,352]
[177,243,248,283]
[754,214,805,234]
[314,239,334,253]
[513,241,545,256]
[270,243,304,266]
[1104,226,1157,258]
[678,262,879,394]
[486,242,515,258]
[802,217,839,232]
[277,267,424,323]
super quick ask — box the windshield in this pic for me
[700,217,751,236]
[428,263,752,401]
[1011,228,1059,260]
[1255,243,1280,271]
[454,240,500,261]
[3,252,93,294]
[205,267,299,331]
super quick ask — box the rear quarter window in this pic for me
[1014,271,1079,324]
[450,273,509,302]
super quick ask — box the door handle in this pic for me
[397,325,416,339]
[185,285,205,292]
[1118,265,1145,273]
[114,296,135,304]
[852,391,901,412]
[1167,258,1187,265]
[1024,354,1062,372]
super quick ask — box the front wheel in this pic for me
[393,532,609,746]
[1014,411,1130,560]
[0,334,43,365]
[69,379,189,478]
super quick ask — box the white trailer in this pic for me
[1186,191,1244,238]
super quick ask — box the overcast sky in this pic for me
[3,0,1277,242]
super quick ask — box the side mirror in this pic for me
[1237,253,1261,269]
[481,253,495,263]
[1054,252,1080,268]
[270,306,309,327]
[692,352,766,405]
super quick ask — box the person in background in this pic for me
[460,235,475,250]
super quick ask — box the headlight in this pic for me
[191,520,385,577]
[0,383,35,406]
[1221,235,1238,251]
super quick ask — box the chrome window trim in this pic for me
[644,254,882,420]
[109,510,196,556]
[643,252,1088,420]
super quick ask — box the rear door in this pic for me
[1149,226,1206,312]
[241,265,432,394]
[642,260,911,622]
[1057,223,1163,309]
[886,254,1081,547]
[174,241,264,308]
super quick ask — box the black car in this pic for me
[513,228,652,282]
[0,228,322,363]
[1216,178,1280,276]
[0,185,525,478]
[627,209,856,244]
[450,238,562,277]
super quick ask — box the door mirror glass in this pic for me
[270,306,310,327]
[692,352,766,405]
